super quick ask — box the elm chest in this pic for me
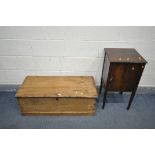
[16,76,98,116]
[99,48,147,110]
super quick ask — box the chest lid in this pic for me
[16,76,98,98]
[105,48,147,63]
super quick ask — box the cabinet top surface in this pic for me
[16,76,98,98]
[105,48,147,63]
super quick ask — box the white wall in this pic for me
[0,26,155,86]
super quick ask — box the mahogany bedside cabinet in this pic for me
[99,48,147,110]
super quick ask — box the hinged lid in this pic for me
[16,76,98,98]
[105,48,147,63]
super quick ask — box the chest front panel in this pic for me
[18,97,96,116]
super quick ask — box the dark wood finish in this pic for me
[100,48,147,110]
[126,90,136,110]
[102,90,107,109]
[16,76,98,116]
[105,48,147,63]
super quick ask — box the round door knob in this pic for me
[110,76,114,82]
[132,67,135,70]
[142,65,144,69]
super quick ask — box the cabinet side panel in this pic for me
[103,54,110,87]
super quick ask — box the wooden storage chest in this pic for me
[16,76,98,116]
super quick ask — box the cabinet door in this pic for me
[107,63,144,91]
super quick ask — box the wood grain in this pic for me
[16,76,97,116]
[105,48,147,63]
[16,76,98,98]
[18,97,96,116]
[100,48,147,109]
[107,63,146,91]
